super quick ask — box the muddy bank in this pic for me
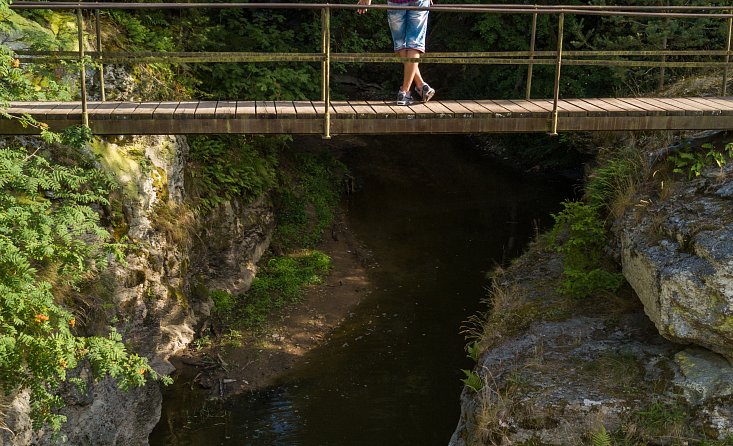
[172,214,371,394]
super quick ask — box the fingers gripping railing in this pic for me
[9,2,733,137]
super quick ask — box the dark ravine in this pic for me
[150,135,574,446]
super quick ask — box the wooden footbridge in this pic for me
[4,97,733,135]
[4,2,733,137]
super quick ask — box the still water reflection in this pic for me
[150,135,572,446]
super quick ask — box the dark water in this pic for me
[150,135,572,446]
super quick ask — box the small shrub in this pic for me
[549,201,624,298]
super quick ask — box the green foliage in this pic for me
[585,152,641,210]
[210,289,235,314]
[669,142,733,179]
[461,369,484,392]
[273,152,345,251]
[590,426,612,446]
[187,135,279,212]
[549,201,624,298]
[238,251,330,329]
[465,341,481,362]
[0,146,167,430]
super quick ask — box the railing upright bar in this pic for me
[658,1,669,92]
[526,12,538,100]
[322,6,331,139]
[77,7,89,127]
[723,12,733,95]
[551,13,564,135]
[95,6,105,101]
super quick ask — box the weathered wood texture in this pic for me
[2,98,733,135]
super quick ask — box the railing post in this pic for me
[658,1,669,92]
[550,13,564,136]
[526,12,538,100]
[723,12,733,95]
[322,6,331,139]
[95,5,105,101]
[76,7,89,128]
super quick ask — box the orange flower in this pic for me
[11,59,20,68]
[138,368,146,375]
[69,318,76,328]
[59,359,67,369]
[34,314,49,323]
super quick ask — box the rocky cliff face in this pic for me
[0,134,274,445]
[449,154,733,444]
[621,162,733,361]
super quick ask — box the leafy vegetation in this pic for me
[187,135,280,212]
[461,369,484,392]
[549,201,624,298]
[0,17,169,431]
[669,141,733,179]
[209,251,331,331]
[272,152,346,251]
[0,144,168,430]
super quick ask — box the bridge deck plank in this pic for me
[331,101,356,118]
[615,98,665,116]
[405,102,434,119]
[274,101,297,117]
[634,97,687,115]
[672,97,723,115]
[347,101,376,118]
[256,101,277,118]
[235,101,257,118]
[194,101,218,119]
[441,100,473,118]
[510,100,548,115]
[695,97,733,114]
[421,101,454,117]
[562,99,607,116]
[215,101,237,118]
[293,101,318,117]
[175,102,199,119]
[366,101,399,118]
[459,101,494,117]
[151,102,180,119]
[548,100,588,116]
[132,102,158,120]
[653,98,704,116]
[684,97,732,115]
[488,100,531,116]
[472,100,512,116]
[596,98,647,116]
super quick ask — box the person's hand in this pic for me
[357,0,371,14]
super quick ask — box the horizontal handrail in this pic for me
[9,2,733,18]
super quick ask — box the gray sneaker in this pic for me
[397,90,412,106]
[415,83,435,102]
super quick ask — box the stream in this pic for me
[150,135,573,445]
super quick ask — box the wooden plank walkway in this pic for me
[3,97,733,135]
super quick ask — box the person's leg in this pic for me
[402,0,432,99]
[400,48,421,93]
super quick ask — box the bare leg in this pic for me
[400,49,422,93]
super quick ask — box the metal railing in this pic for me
[9,2,733,137]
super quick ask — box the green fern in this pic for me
[461,369,484,392]
[591,426,612,446]
[0,146,168,431]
